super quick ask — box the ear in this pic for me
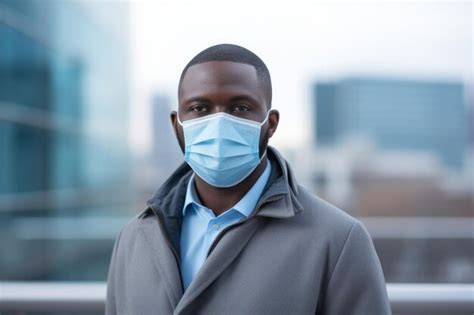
[170,111,179,135]
[171,110,186,153]
[267,109,279,138]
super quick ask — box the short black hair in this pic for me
[178,44,272,107]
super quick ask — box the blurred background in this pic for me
[0,0,472,300]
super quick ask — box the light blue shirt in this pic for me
[180,161,271,290]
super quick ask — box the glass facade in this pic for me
[314,78,468,169]
[0,0,132,281]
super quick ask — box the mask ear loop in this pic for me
[260,110,271,126]
[258,149,268,162]
[177,113,184,126]
[259,109,273,160]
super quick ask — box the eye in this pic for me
[190,104,208,113]
[232,104,250,113]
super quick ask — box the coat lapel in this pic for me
[139,222,183,307]
[174,217,263,314]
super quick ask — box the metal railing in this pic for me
[0,282,473,313]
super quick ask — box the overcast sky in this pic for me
[129,0,472,155]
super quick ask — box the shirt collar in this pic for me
[182,173,201,215]
[182,160,272,218]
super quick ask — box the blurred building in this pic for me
[150,94,183,183]
[132,93,183,203]
[0,0,132,281]
[314,78,468,169]
[309,77,471,213]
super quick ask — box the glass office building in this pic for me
[314,78,468,169]
[0,0,132,281]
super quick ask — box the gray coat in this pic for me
[106,147,391,314]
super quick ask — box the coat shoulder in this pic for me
[295,185,363,244]
[114,208,157,244]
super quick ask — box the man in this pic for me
[106,44,391,314]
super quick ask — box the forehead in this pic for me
[179,61,264,103]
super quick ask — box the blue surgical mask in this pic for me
[178,112,269,187]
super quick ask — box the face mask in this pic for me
[177,112,269,188]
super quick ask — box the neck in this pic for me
[194,156,268,216]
